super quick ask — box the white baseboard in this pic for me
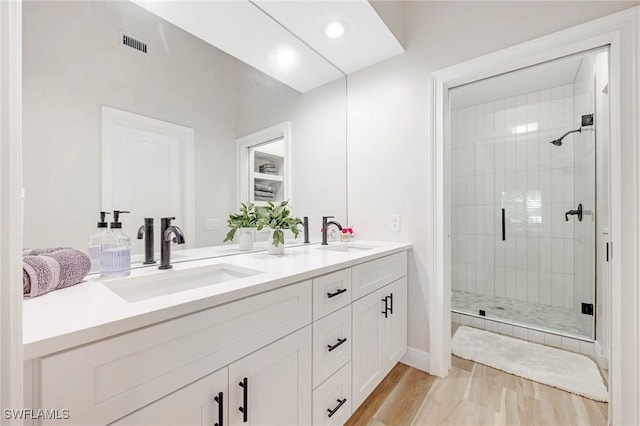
[400,347,430,373]
[593,340,609,370]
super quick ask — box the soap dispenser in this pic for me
[100,210,131,279]
[88,211,110,273]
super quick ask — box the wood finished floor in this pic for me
[346,324,608,426]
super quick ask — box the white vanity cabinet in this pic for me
[311,251,408,425]
[113,327,311,426]
[25,247,410,426]
[351,277,407,410]
[35,281,312,426]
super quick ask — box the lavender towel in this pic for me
[23,248,91,297]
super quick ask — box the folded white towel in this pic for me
[254,183,275,193]
[255,190,275,198]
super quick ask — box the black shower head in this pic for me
[550,128,582,147]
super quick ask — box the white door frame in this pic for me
[0,0,24,420]
[428,7,639,425]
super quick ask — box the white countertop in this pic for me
[23,240,411,360]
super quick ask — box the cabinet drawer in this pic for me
[313,268,351,321]
[39,281,312,426]
[313,362,352,426]
[313,305,351,388]
[352,251,407,300]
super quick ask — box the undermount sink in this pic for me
[317,243,375,252]
[103,263,262,303]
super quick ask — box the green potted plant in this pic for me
[257,200,302,255]
[223,202,261,251]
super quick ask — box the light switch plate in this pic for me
[206,218,221,230]
[390,214,400,232]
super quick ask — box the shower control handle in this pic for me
[565,203,583,222]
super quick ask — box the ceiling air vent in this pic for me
[122,34,147,54]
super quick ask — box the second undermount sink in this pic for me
[317,243,375,253]
[103,263,263,303]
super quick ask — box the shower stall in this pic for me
[449,49,609,342]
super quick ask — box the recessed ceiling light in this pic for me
[276,48,296,67]
[323,21,347,39]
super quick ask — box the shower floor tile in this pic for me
[451,290,589,337]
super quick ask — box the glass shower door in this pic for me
[450,48,602,340]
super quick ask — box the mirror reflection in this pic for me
[22,0,347,267]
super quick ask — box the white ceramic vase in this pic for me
[237,227,255,251]
[267,228,284,255]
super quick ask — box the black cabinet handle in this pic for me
[381,297,388,318]
[238,378,248,423]
[501,208,506,241]
[214,391,223,426]
[327,338,347,352]
[388,293,394,315]
[327,288,347,299]
[327,398,347,418]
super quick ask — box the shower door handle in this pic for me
[501,208,505,241]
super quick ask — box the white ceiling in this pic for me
[253,0,405,75]
[450,56,585,109]
[132,0,404,93]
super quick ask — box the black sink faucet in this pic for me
[159,217,186,270]
[321,216,342,245]
[137,218,156,265]
[302,216,310,244]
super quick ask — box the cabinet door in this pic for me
[228,326,312,426]
[351,287,385,411]
[113,367,227,426]
[381,277,407,373]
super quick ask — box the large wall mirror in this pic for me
[22,0,347,266]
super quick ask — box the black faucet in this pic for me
[159,217,186,270]
[302,216,310,244]
[137,218,156,265]
[321,216,342,245]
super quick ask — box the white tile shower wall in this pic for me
[451,84,576,309]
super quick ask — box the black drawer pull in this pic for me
[238,378,248,423]
[214,391,223,426]
[388,293,394,315]
[327,288,347,298]
[327,338,347,352]
[382,297,388,318]
[327,398,347,418]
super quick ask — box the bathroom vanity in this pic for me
[22,241,410,426]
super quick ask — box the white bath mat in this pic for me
[451,326,608,402]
